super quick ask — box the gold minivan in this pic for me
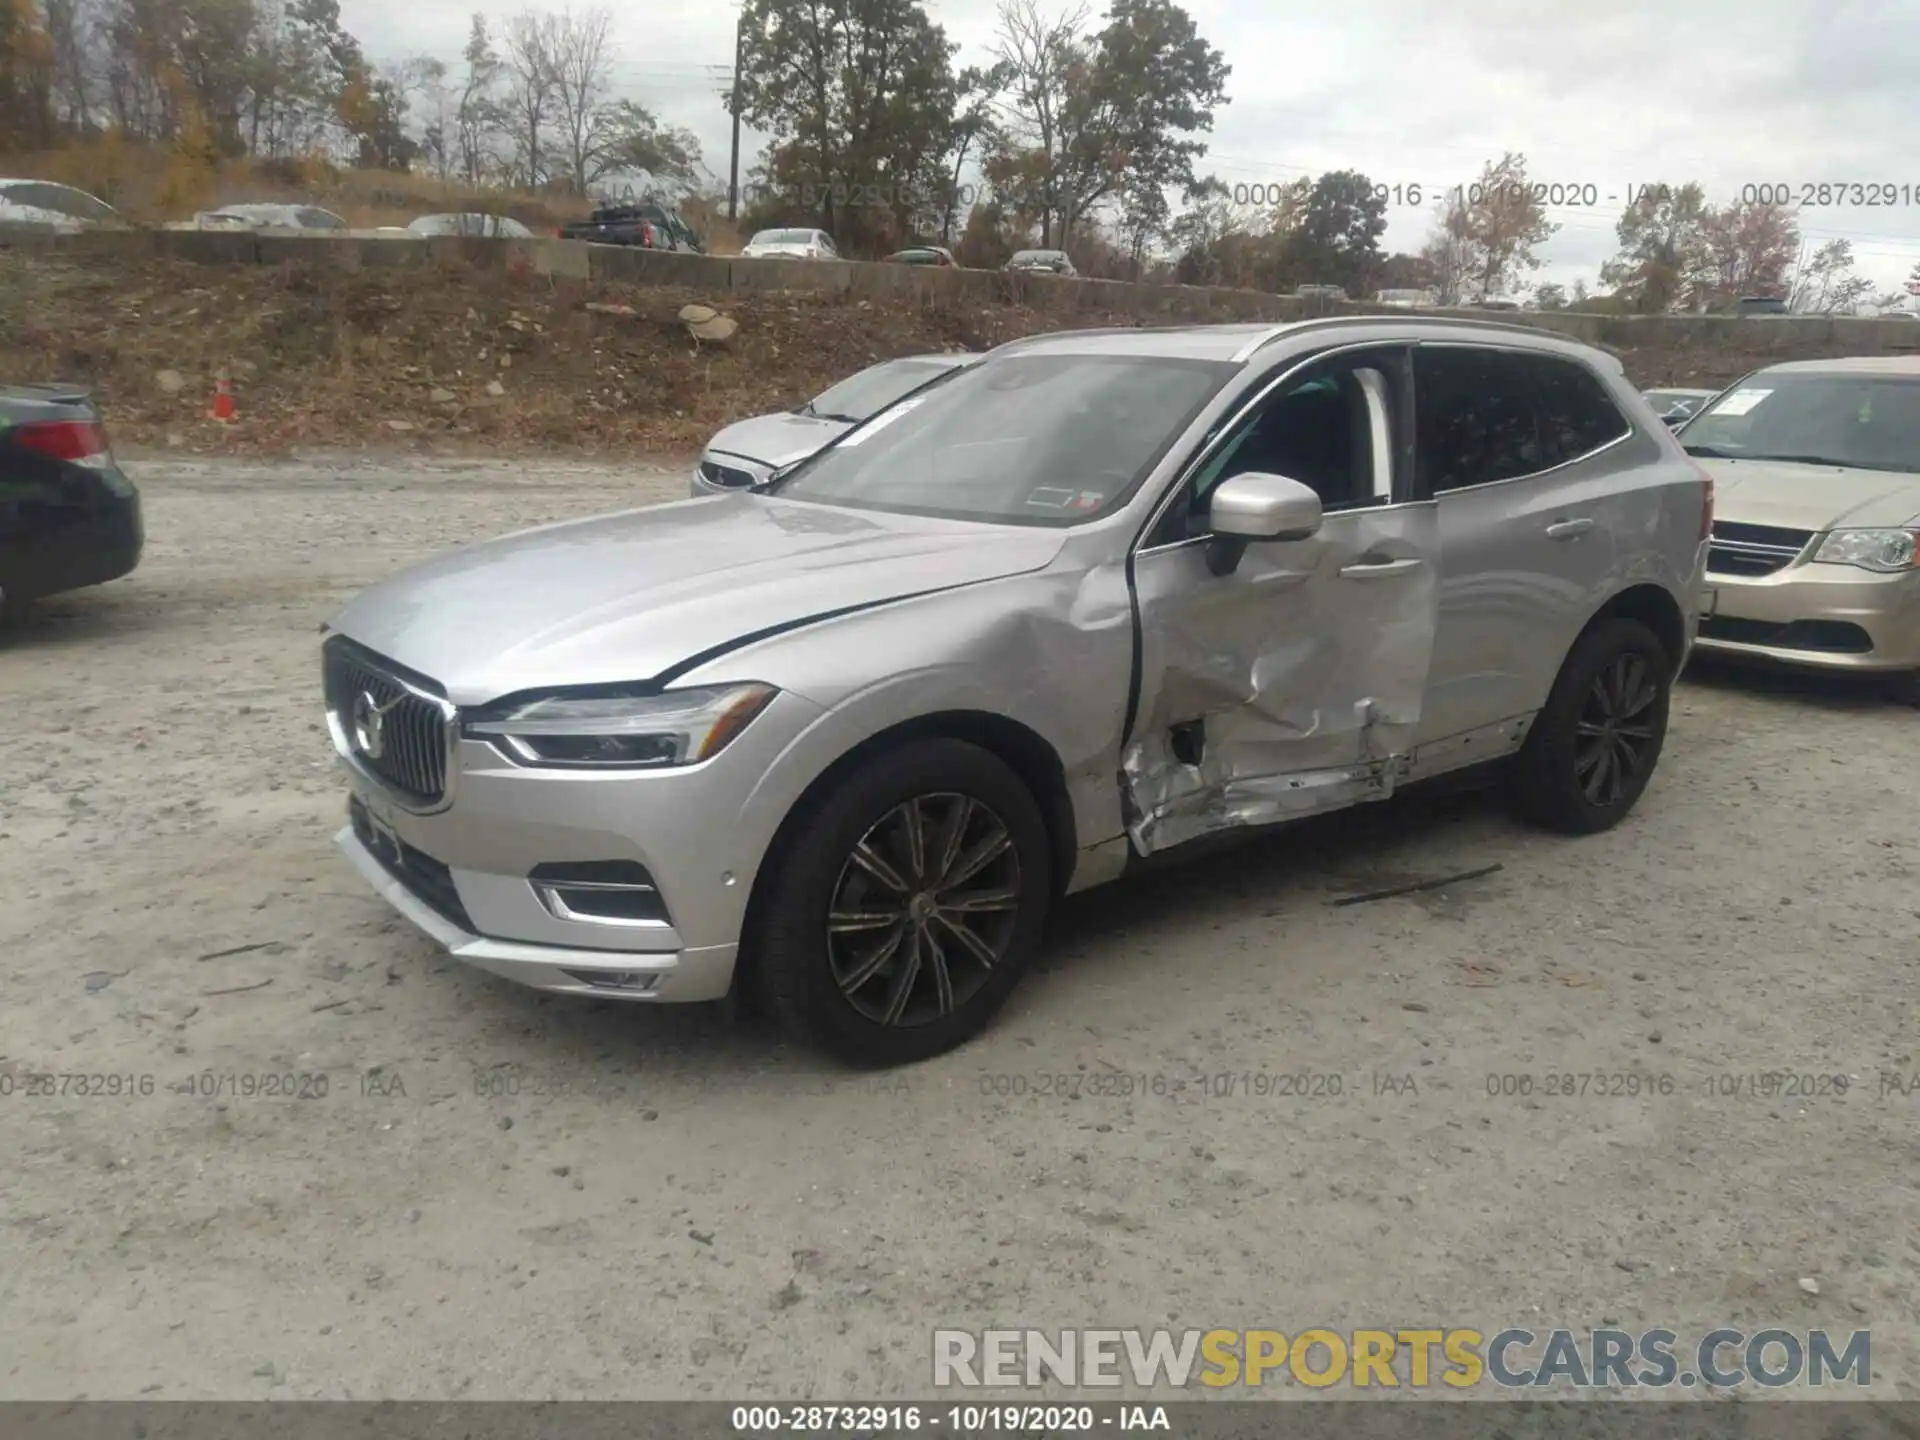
[1683,356,1920,701]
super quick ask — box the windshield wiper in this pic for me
[1682,444,1737,458]
[812,411,864,424]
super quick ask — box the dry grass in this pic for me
[0,249,1138,455]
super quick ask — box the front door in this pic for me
[1123,347,1440,854]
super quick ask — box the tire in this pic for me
[1509,617,1672,835]
[1882,670,1920,708]
[751,738,1052,1067]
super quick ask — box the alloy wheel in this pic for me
[1572,652,1661,807]
[825,793,1022,1027]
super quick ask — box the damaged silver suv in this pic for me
[322,317,1708,1066]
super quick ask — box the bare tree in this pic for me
[1418,187,1474,304]
[991,0,1088,247]
[43,0,101,132]
[1789,237,1873,315]
[454,13,502,184]
[547,5,613,195]
[503,9,560,188]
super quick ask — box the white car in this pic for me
[407,213,535,239]
[193,203,348,232]
[741,227,838,260]
[0,179,123,231]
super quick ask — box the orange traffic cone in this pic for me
[208,375,236,423]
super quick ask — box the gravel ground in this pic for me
[2,456,1916,1402]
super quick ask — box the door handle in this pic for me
[1546,518,1595,540]
[1338,556,1424,579]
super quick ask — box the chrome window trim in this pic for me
[1134,339,1412,556]
[1411,342,1638,496]
[323,643,460,816]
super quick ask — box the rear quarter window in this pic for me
[1413,347,1546,492]
[1529,357,1632,465]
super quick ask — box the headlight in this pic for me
[1811,528,1918,574]
[465,683,776,768]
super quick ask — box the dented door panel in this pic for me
[1121,502,1440,853]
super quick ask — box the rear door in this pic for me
[1123,346,1440,853]
[1411,345,1632,747]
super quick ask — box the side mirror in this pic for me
[1204,472,1323,576]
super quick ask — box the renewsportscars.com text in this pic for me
[932,1327,1871,1390]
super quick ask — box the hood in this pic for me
[1700,458,1920,531]
[744,244,815,257]
[705,411,849,469]
[325,495,1067,704]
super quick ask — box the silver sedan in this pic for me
[694,353,975,494]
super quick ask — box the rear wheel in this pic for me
[1882,670,1920,708]
[1509,618,1672,834]
[752,738,1051,1066]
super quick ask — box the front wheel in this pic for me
[751,738,1052,1066]
[1509,617,1672,835]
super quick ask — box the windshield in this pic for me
[753,229,813,244]
[803,358,966,423]
[772,353,1234,525]
[1682,372,1920,473]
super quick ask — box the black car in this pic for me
[1,385,143,619]
[559,202,703,251]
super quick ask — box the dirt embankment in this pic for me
[0,250,1883,457]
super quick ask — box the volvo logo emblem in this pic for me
[351,689,403,760]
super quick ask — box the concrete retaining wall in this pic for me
[11,223,1920,362]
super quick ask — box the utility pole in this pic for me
[727,9,745,221]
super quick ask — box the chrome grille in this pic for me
[1706,520,1813,578]
[322,637,453,806]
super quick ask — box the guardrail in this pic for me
[9,223,1920,360]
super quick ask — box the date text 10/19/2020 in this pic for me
[736,180,1760,213]
[730,1405,1170,1432]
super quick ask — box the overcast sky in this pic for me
[339,0,1920,297]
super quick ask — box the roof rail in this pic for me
[1235,311,1592,360]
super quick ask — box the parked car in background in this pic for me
[0,179,125,231]
[1005,249,1076,276]
[740,228,838,260]
[407,213,535,239]
[1733,295,1788,316]
[193,203,347,232]
[1,385,142,622]
[322,314,1703,1064]
[883,246,957,266]
[1683,357,1920,700]
[1642,387,1718,427]
[560,201,702,250]
[1472,298,1522,312]
[694,353,976,495]
[1374,288,1438,308]
[1295,284,1348,300]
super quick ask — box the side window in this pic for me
[1148,351,1401,546]
[1414,348,1545,493]
[1530,357,1631,466]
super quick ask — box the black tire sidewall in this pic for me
[754,738,1052,1066]
[1513,618,1672,834]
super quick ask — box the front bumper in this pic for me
[327,685,827,1003]
[336,823,737,1001]
[1695,561,1920,671]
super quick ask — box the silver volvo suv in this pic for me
[321,317,1709,1066]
